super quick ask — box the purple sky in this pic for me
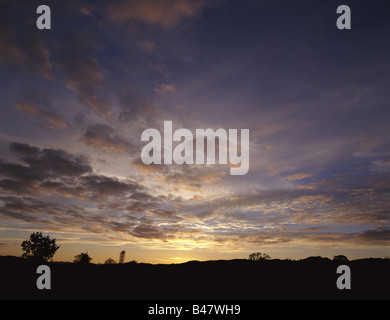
[0,0,389,263]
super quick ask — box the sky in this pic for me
[0,0,389,264]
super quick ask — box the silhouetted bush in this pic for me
[248,252,271,261]
[333,255,349,262]
[302,256,331,263]
[126,260,137,264]
[105,257,116,264]
[73,252,92,264]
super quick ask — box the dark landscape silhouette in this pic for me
[1,255,389,300]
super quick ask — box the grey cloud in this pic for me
[130,192,155,201]
[117,92,159,123]
[80,123,136,153]
[38,173,155,206]
[149,209,183,221]
[0,0,53,79]
[54,30,112,120]
[0,142,165,234]
[0,195,98,231]
[2,142,141,199]
[9,142,40,157]
[163,167,202,188]
[2,0,167,132]
[18,28,53,80]
[358,228,390,242]
[0,160,42,182]
[133,157,227,189]
[208,227,390,248]
[0,193,147,237]
[0,195,60,225]
[130,222,169,240]
[128,217,189,241]
[107,219,138,233]
[184,177,390,235]
[0,193,180,241]
[0,1,114,121]
[0,179,37,195]
[16,102,68,130]
[124,201,159,214]
[7,142,92,179]
[23,148,92,178]
[81,175,140,199]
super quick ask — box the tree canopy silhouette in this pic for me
[21,232,59,263]
[333,255,349,262]
[74,252,92,264]
[105,257,116,264]
[248,252,271,261]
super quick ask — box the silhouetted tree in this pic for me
[105,257,116,264]
[248,252,271,261]
[333,255,349,262]
[21,232,59,263]
[74,252,92,264]
[119,250,126,264]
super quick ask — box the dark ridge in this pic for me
[1,255,389,300]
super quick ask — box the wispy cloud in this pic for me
[80,123,135,153]
[17,103,68,130]
[107,0,210,29]
[155,83,177,97]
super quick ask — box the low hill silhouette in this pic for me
[1,255,389,300]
